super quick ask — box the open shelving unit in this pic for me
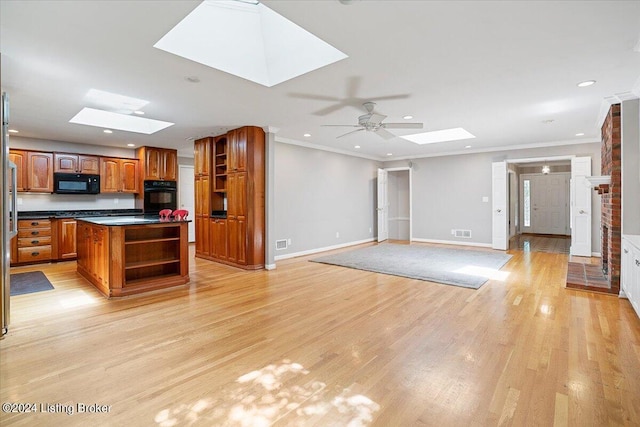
[123,226,182,285]
[214,136,227,192]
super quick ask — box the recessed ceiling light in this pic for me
[133,111,145,115]
[127,143,136,147]
[542,119,555,124]
[577,80,596,87]
[354,145,360,149]
[401,127,475,145]
[303,133,311,137]
[103,129,113,134]
[8,129,18,133]
[403,115,413,120]
[70,108,174,134]
[575,132,585,136]
[387,153,393,156]
[465,145,472,149]
[154,0,347,87]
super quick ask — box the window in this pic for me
[523,179,531,227]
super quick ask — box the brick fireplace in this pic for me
[599,103,622,294]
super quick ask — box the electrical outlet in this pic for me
[113,198,119,204]
[369,227,372,234]
[336,232,340,238]
[287,238,292,246]
[17,197,23,205]
[451,229,455,235]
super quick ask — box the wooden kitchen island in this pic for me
[76,217,190,298]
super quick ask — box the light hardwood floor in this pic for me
[1,242,639,426]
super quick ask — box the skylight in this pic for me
[154,0,348,87]
[85,89,149,114]
[69,108,174,134]
[401,128,476,145]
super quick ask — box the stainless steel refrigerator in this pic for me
[2,91,18,337]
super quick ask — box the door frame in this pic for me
[378,166,412,242]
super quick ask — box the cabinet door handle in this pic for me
[31,252,40,257]
[31,231,40,235]
[31,240,39,244]
[31,221,39,226]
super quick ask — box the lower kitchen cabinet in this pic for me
[16,219,52,264]
[210,218,227,261]
[622,235,640,319]
[57,218,77,260]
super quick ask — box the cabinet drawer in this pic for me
[18,227,52,238]
[18,236,52,247]
[18,246,52,262]
[18,219,51,228]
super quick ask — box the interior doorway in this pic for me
[377,167,412,243]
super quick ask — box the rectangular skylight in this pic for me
[85,89,149,113]
[69,108,174,134]
[400,128,476,145]
[154,0,347,87]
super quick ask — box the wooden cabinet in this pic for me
[195,176,210,256]
[8,150,26,192]
[27,151,54,192]
[137,146,178,181]
[77,222,109,293]
[16,219,52,264]
[194,126,264,269]
[54,153,99,174]
[210,218,227,261]
[57,218,77,260]
[213,135,228,192]
[100,157,139,193]
[622,236,640,319]
[8,150,53,192]
[194,137,212,177]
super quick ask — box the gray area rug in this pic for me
[311,243,512,289]
[10,271,55,296]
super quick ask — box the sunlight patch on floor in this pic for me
[455,265,510,281]
[58,291,99,308]
[154,360,379,426]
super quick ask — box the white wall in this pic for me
[388,170,410,240]
[385,142,602,249]
[273,142,381,258]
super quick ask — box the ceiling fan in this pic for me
[322,102,423,140]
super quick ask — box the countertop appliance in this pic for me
[2,92,18,337]
[143,180,177,215]
[53,172,100,194]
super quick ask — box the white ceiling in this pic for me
[1,0,639,160]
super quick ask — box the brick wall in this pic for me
[600,103,621,293]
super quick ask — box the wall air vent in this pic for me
[275,239,288,250]
[453,229,472,238]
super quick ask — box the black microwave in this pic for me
[53,173,100,194]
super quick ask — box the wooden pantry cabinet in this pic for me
[100,157,139,194]
[54,153,99,174]
[136,146,178,181]
[194,126,264,269]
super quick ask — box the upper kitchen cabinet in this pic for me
[54,153,99,174]
[136,146,178,181]
[100,157,139,194]
[228,127,247,172]
[194,137,212,177]
[8,150,26,192]
[9,150,53,193]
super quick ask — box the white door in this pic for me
[377,168,388,243]
[532,174,569,235]
[179,165,196,243]
[492,161,508,250]
[570,157,592,256]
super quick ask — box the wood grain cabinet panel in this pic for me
[57,218,77,260]
[8,150,26,192]
[27,151,54,192]
[100,157,139,194]
[137,147,178,181]
[194,138,212,177]
[54,153,99,174]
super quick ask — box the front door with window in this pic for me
[521,173,570,235]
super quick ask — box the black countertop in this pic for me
[77,216,190,226]
[17,209,144,219]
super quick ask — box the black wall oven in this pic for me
[143,180,177,215]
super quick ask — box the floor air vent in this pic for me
[276,239,288,250]
[453,229,472,238]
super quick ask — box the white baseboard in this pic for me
[274,238,375,261]
[265,264,276,270]
[411,237,492,248]
[591,252,602,257]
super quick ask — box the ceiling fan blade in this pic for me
[346,76,362,98]
[369,94,410,101]
[322,124,361,127]
[367,113,387,124]
[337,128,365,139]
[375,128,396,140]
[381,122,424,129]
[313,103,348,116]
[288,92,342,102]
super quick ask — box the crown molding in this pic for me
[274,136,384,161]
[596,84,640,127]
